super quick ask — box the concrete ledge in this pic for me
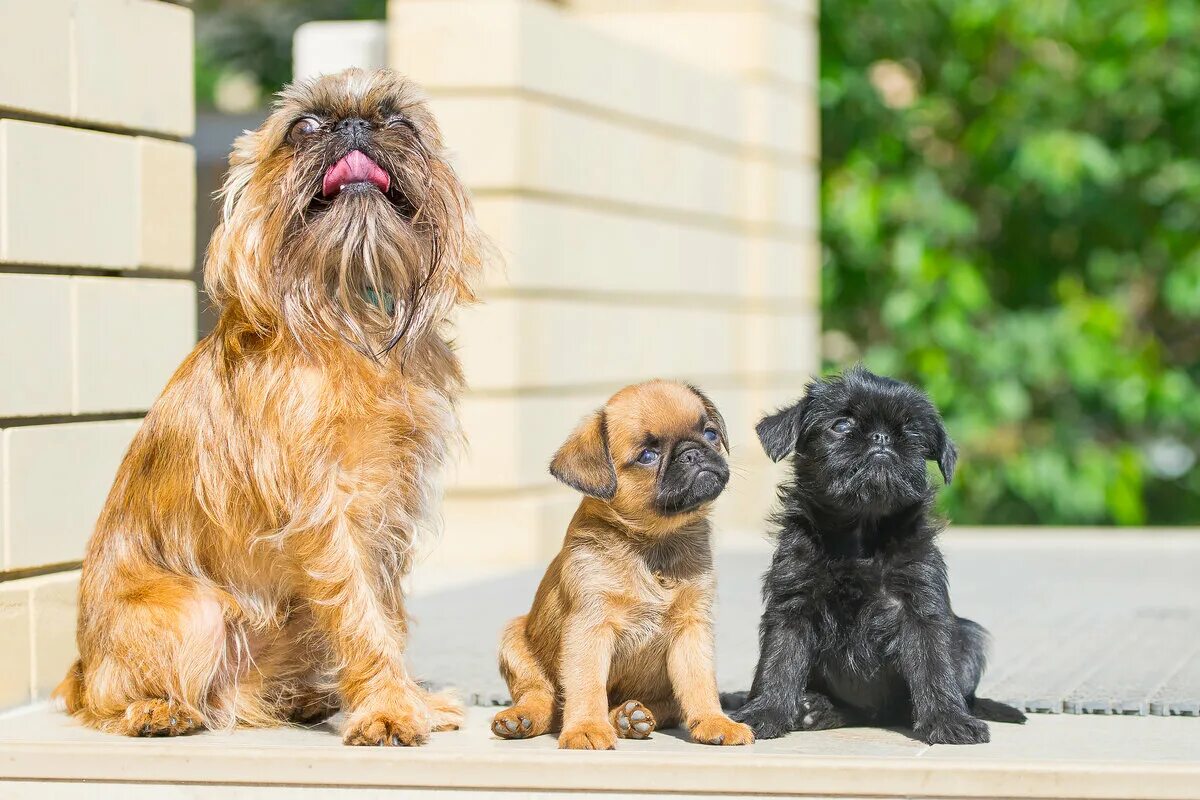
[0,705,1196,799]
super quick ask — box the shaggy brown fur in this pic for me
[492,381,754,749]
[54,69,484,746]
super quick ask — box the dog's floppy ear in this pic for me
[927,417,958,485]
[756,397,808,463]
[550,410,617,500]
[689,385,729,451]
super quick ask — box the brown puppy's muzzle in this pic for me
[654,440,730,515]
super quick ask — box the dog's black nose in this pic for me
[334,117,370,135]
[676,445,703,466]
[870,431,891,446]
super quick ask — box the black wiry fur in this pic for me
[729,366,1025,744]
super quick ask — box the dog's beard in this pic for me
[810,448,928,515]
[277,186,446,357]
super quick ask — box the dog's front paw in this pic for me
[729,703,791,740]
[122,699,203,737]
[916,713,990,745]
[343,709,431,746]
[689,715,754,746]
[558,721,617,750]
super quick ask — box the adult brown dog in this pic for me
[491,381,754,749]
[54,69,484,746]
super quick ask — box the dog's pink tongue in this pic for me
[322,150,390,197]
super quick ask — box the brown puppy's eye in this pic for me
[288,117,319,146]
[703,429,720,444]
[636,448,659,465]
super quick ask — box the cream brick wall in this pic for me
[0,0,195,709]
[389,0,819,565]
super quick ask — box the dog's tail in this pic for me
[52,659,85,714]
[971,696,1027,724]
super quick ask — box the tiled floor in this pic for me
[407,528,1200,715]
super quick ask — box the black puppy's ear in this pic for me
[689,384,729,451]
[549,410,617,500]
[756,398,807,463]
[928,420,958,484]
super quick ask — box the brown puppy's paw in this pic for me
[343,709,430,746]
[492,705,549,739]
[689,715,754,746]
[610,700,656,739]
[558,721,617,750]
[121,699,203,737]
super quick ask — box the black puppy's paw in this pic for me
[796,692,845,731]
[729,703,791,740]
[916,713,990,745]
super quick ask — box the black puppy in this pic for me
[728,366,1025,744]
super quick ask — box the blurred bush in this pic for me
[821,0,1200,524]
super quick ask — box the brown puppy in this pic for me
[54,69,483,745]
[492,381,754,749]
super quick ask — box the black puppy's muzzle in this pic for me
[654,441,730,515]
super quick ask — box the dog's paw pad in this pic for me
[689,715,755,746]
[491,707,541,739]
[343,710,430,746]
[611,700,655,739]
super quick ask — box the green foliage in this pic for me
[821,0,1200,524]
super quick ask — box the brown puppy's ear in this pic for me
[755,397,808,463]
[549,410,617,500]
[688,384,729,452]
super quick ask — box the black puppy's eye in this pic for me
[703,429,720,444]
[831,418,853,434]
[636,448,660,465]
[288,116,319,146]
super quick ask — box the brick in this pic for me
[0,120,138,268]
[390,0,741,147]
[73,0,194,136]
[741,235,821,304]
[0,584,32,710]
[0,275,73,417]
[72,277,196,414]
[138,138,196,272]
[741,82,820,160]
[0,0,72,119]
[2,420,141,571]
[740,157,819,232]
[738,309,821,377]
[474,197,741,298]
[432,95,742,222]
[453,391,602,490]
[456,298,742,392]
[433,489,579,570]
[573,8,817,90]
[29,571,79,699]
